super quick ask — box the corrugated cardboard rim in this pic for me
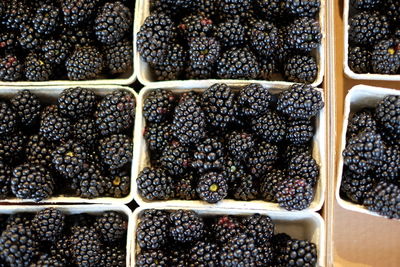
[131,206,326,267]
[0,85,138,205]
[134,0,326,87]
[132,82,327,212]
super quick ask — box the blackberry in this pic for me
[172,97,206,145]
[41,39,71,65]
[143,89,176,123]
[217,47,260,79]
[75,163,106,198]
[189,241,219,266]
[144,122,173,152]
[152,43,186,81]
[105,39,133,75]
[169,210,204,243]
[247,141,279,177]
[193,137,225,173]
[215,19,247,47]
[227,131,255,161]
[375,145,400,181]
[347,109,377,138]
[11,163,54,201]
[30,254,65,267]
[349,11,390,46]
[260,169,286,202]
[0,131,26,163]
[185,64,213,79]
[284,54,318,84]
[251,111,287,143]
[31,208,65,242]
[351,0,382,10]
[342,130,385,175]
[258,56,277,80]
[219,0,252,19]
[66,46,103,81]
[136,250,169,267]
[5,213,32,228]
[371,39,400,74]
[219,233,259,266]
[348,46,371,74]
[175,172,197,200]
[94,1,132,45]
[287,17,322,52]
[95,90,135,136]
[49,234,72,262]
[376,95,400,138]
[197,0,219,19]
[211,216,242,244]
[73,118,99,147]
[285,0,320,17]
[137,13,176,65]
[105,169,130,198]
[25,135,54,168]
[24,54,53,81]
[71,226,102,266]
[0,161,11,198]
[137,209,169,250]
[283,239,318,266]
[233,173,259,200]
[178,14,214,40]
[202,83,237,128]
[52,141,87,178]
[0,54,23,81]
[160,142,190,176]
[10,90,42,127]
[1,0,31,30]
[271,232,292,263]
[197,171,228,203]
[58,87,96,119]
[286,119,314,144]
[242,214,274,245]
[340,168,375,204]
[18,25,42,51]
[385,0,400,25]
[98,134,132,170]
[249,20,279,57]
[95,211,127,243]
[61,0,98,27]
[0,32,17,51]
[276,178,314,210]
[189,37,221,69]
[137,167,174,200]
[288,152,319,186]
[277,84,324,120]
[32,4,59,35]
[59,23,94,48]
[256,0,285,19]
[238,83,273,117]
[0,101,16,135]
[363,181,400,219]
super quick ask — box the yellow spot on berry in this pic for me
[210,184,218,192]
[113,177,121,186]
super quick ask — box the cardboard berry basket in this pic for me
[0,204,133,267]
[134,0,326,87]
[0,85,138,205]
[336,85,400,218]
[131,206,326,267]
[132,82,327,212]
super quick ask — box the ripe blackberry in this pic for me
[58,87,96,119]
[285,0,320,17]
[71,226,102,266]
[160,142,190,176]
[143,89,176,123]
[175,172,197,200]
[18,24,42,51]
[105,39,133,75]
[30,254,65,267]
[152,42,186,81]
[342,130,385,175]
[371,39,400,74]
[144,122,172,152]
[169,210,204,243]
[283,239,318,266]
[349,11,390,46]
[375,145,400,181]
[172,97,206,145]
[219,0,252,19]
[197,171,228,203]
[137,13,176,65]
[59,23,95,48]
[104,169,130,198]
[242,214,274,245]
[227,131,255,161]
[61,0,98,27]
[185,64,214,79]
[41,39,71,65]
[189,241,219,266]
[340,168,375,204]
[25,135,54,168]
[0,32,17,51]
[0,54,23,81]
[288,152,319,186]
[137,167,174,200]
[256,0,285,19]
[211,216,242,244]
[10,90,42,127]
[0,161,11,198]
[73,118,99,147]
[66,46,103,80]
[260,169,286,202]
[219,233,259,266]
[286,119,314,145]
[348,46,371,74]
[50,235,72,262]
[1,0,31,30]
[99,134,132,170]
[233,173,259,200]
[258,56,277,80]
[99,246,125,267]
[189,37,221,69]
[0,131,26,163]
[32,4,59,35]
[347,109,377,138]
[385,0,400,25]
[363,181,400,219]
[193,137,225,173]
[0,101,16,135]
[247,141,279,177]
[249,20,279,57]
[376,95,400,137]
[75,163,106,198]
[95,90,135,136]
[52,141,87,178]
[31,208,65,242]
[178,14,214,40]
[237,83,273,117]
[276,178,314,210]
[217,47,260,79]
[284,54,318,84]
[137,209,169,249]
[351,0,382,10]
[277,84,324,120]
[95,1,132,45]
[136,250,169,267]
[24,54,53,81]
[215,19,247,47]
[202,83,237,128]
[95,211,127,243]
[287,17,322,52]
[251,111,287,143]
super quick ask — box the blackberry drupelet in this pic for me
[0,131,26,163]
[105,169,130,198]
[58,87,96,119]
[105,39,133,75]
[152,42,186,81]
[99,134,132,170]
[283,239,318,266]
[0,55,23,81]
[286,17,322,52]
[375,145,400,181]
[25,135,54,168]
[196,171,228,203]
[41,39,71,65]
[215,19,246,47]
[31,208,65,242]
[247,141,279,177]
[32,4,59,35]
[217,47,260,79]
[73,118,99,147]
[238,83,273,117]
[233,173,259,200]
[144,122,172,152]
[363,181,400,219]
[188,37,221,69]
[288,152,319,186]
[375,95,400,138]
[136,250,169,267]
[0,161,11,198]
[94,1,132,45]
[2,0,31,30]
[189,241,219,266]
[275,178,314,211]
[75,163,106,198]
[348,46,371,74]
[219,233,259,266]
[175,172,197,200]
[160,142,190,176]
[211,215,242,244]
[0,101,16,135]
[285,0,320,17]
[10,90,42,127]
[251,111,286,144]
[71,226,102,266]
[66,46,103,80]
[137,167,174,200]
[24,54,53,81]
[178,14,214,40]
[286,119,314,145]
[61,0,98,27]
[52,141,87,178]
[169,210,204,243]
[193,137,225,173]
[260,168,286,202]
[371,39,400,74]
[284,54,318,84]
[137,209,169,249]
[227,131,255,161]
[242,214,274,245]
[340,168,375,204]
[249,20,279,57]
[143,89,175,123]
[347,109,377,138]
[218,0,252,19]
[349,11,390,45]
[277,84,324,120]
[95,211,127,243]
[351,0,382,10]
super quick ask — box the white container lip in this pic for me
[131,206,326,267]
[134,0,326,87]
[0,85,138,205]
[132,82,327,212]
[336,84,400,218]
[0,204,133,267]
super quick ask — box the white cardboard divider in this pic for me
[134,0,326,87]
[343,0,400,80]
[336,85,400,218]
[132,82,327,212]
[131,206,326,267]
[0,204,133,267]
[0,85,138,205]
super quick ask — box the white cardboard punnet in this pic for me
[132,82,327,212]
[134,0,326,87]
[0,85,137,205]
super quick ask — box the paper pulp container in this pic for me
[336,85,400,217]
[134,0,326,87]
[0,85,138,205]
[132,82,327,212]
[0,204,132,267]
[131,206,326,267]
